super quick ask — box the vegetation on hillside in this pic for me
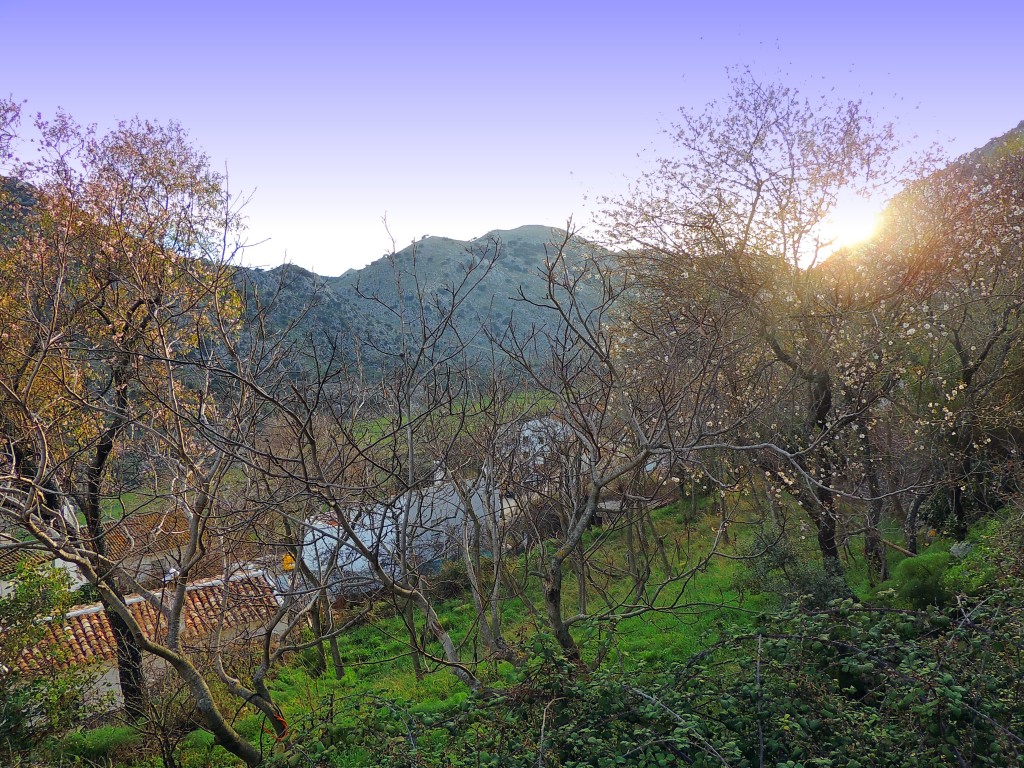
[240,224,607,373]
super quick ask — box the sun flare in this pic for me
[819,203,883,253]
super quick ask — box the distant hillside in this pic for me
[240,225,610,368]
[971,119,1024,163]
[870,119,1024,241]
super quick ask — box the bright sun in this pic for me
[818,201,883,253]
[823,205,880,250]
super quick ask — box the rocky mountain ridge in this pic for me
[241,224,609,365]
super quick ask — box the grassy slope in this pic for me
[169,497,772,767]
[113,492,978,767]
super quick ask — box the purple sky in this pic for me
[4,1,1022,275]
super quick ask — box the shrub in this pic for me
[1,565,91,763]
[891,549,952,608]
[431,557,496,601]
[432,558,472,600]
[342,589,1024,767]
[177,729,239,768]
[744,525,850,607]
[61,726,140,765]
[945,514,1024,595]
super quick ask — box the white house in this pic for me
[297,476,520,599]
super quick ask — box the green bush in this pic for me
[71,581,103,604]
[61,726,140,763]
[1,565,91,762]
[431,556,497,601]
[177,729,239,768]
[342,589,1024,767]
[891,549,952,608]
[744,525,850,607]
[432,558,473,600]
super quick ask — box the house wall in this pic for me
[77,621,279,713]
[82,662,124,711]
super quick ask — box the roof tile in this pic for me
[17,572,279,673]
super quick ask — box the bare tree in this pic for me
[237,235,513,691]
[601,73,908,579]
[493,226,741,658]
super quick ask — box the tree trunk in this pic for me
[624,516,640,592]
[83,481,147,719]
[859,423,889,583]
[810,491,845,580]
[402,600,424,681]
[182,665,264,767]
[794,479,844,579]
[306,605,328,677]
[804,373,846,583]
[864,523,887,584]
[158,733,180,768]
[543,560,578,660]
[328,635,345,679]
[82,372,148,719]
[818,514,842,576]
[950,444,975,541]
[715,457,730,545]
[718,492,731,545]
[903,494,925,555]
[646,510,674,578]
[108,607,148,720]
[461,535,501,657]
[414,592,481,689]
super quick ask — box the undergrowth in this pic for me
[107,504,1024,768]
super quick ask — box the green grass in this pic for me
[166,494,912,767]
[98,488,1024,768]
[100,488,167,520]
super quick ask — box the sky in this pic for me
[4,1,1023,275]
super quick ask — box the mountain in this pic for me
[241,225,610,368]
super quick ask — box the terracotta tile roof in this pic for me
[99,511,273,583]
[102,512,193,560]
[0,534,50,577]
[16,571,281,673]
